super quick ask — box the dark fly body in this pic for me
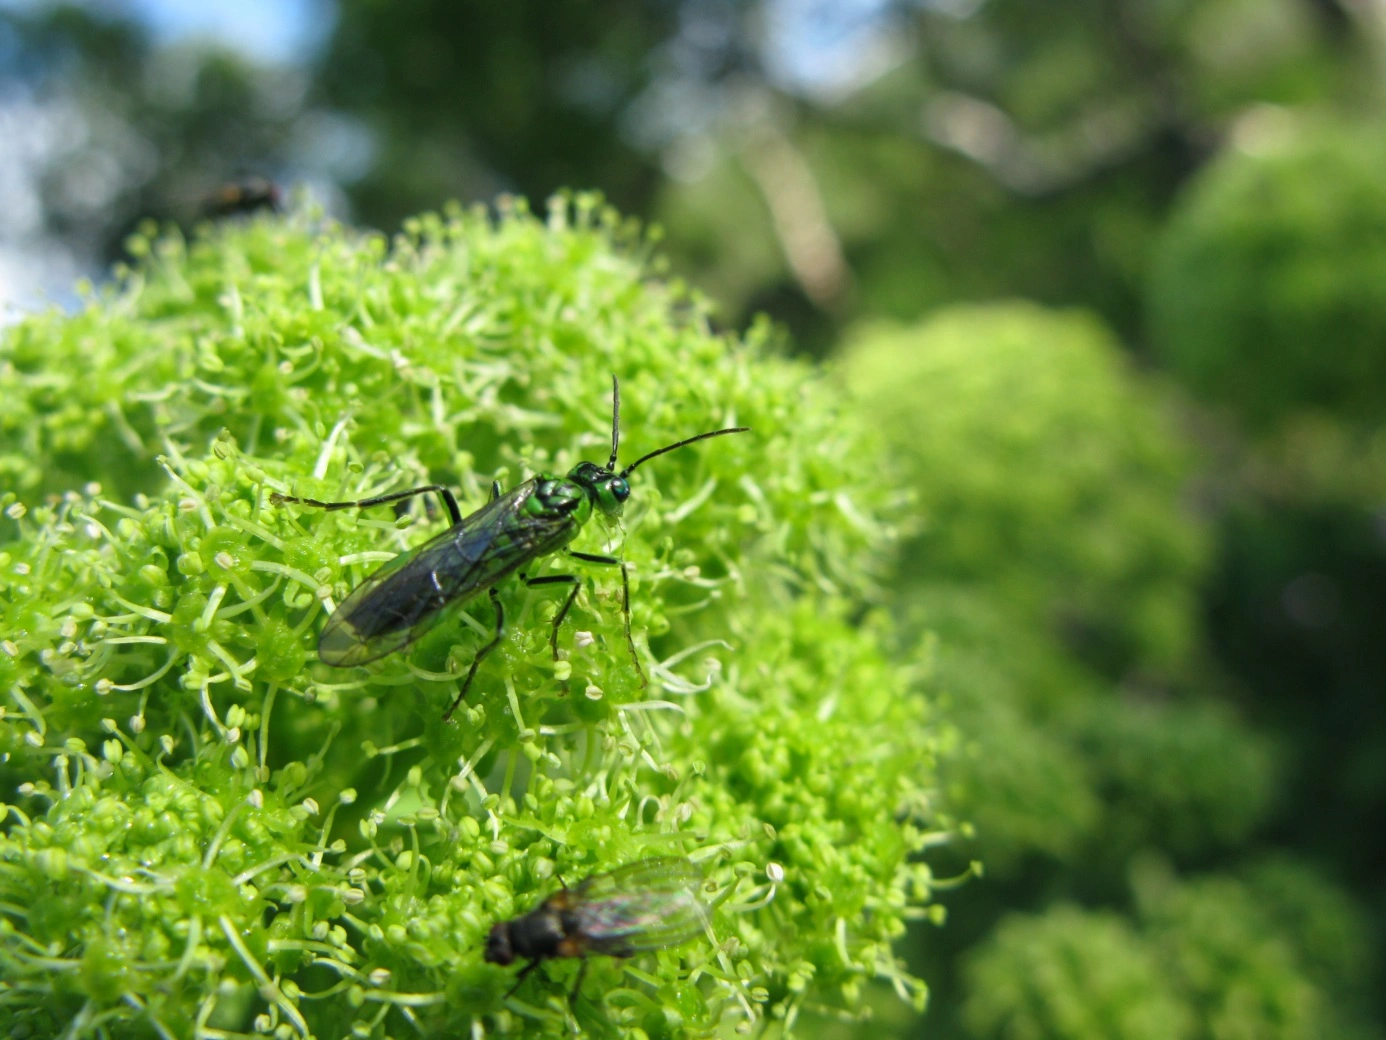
[203,176,283,218]
[272,378,748,719]
[485,857,706,995]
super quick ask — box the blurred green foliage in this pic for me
[843,303,1206,674]
[963,905,1192,1040]
[839,300,1376,1040]
[915,588,1103,871]
[963,860,1375,1040]
[314,1,674,233]
[1149,117,1386,426]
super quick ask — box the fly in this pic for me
[485,856,706,995]
[271,377,748,720]
[203,176,283,218]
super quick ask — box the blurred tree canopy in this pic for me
[7,0,1374,341]
[1150,117,1386,427]
[312,1,676,230]
[2,1,1385,1038]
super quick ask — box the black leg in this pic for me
[443,587,504,722]
[569,959,589,1000]
[545,552,646,687]
[505,959,541,999]
[619,561,646,689]
[566,551,619,566]
[272,483,462,526]
[525,574,581,660]
[490,480,502,502]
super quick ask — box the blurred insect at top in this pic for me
[202,176,284,219]
[485,857,707,970]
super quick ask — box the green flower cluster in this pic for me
[1149,117,1386,428]
[0,198,947,1038]
[838,300,1374,1040]
[963,860,1373,1040]
[843,302,1206,674]
[840,305,1273,874]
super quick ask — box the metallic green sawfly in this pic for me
[272,378,748,720]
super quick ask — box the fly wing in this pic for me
[317,479,566,666]
[571,857,707,955]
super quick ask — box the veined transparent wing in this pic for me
[571,857,707,954]
[317,478,566,666]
